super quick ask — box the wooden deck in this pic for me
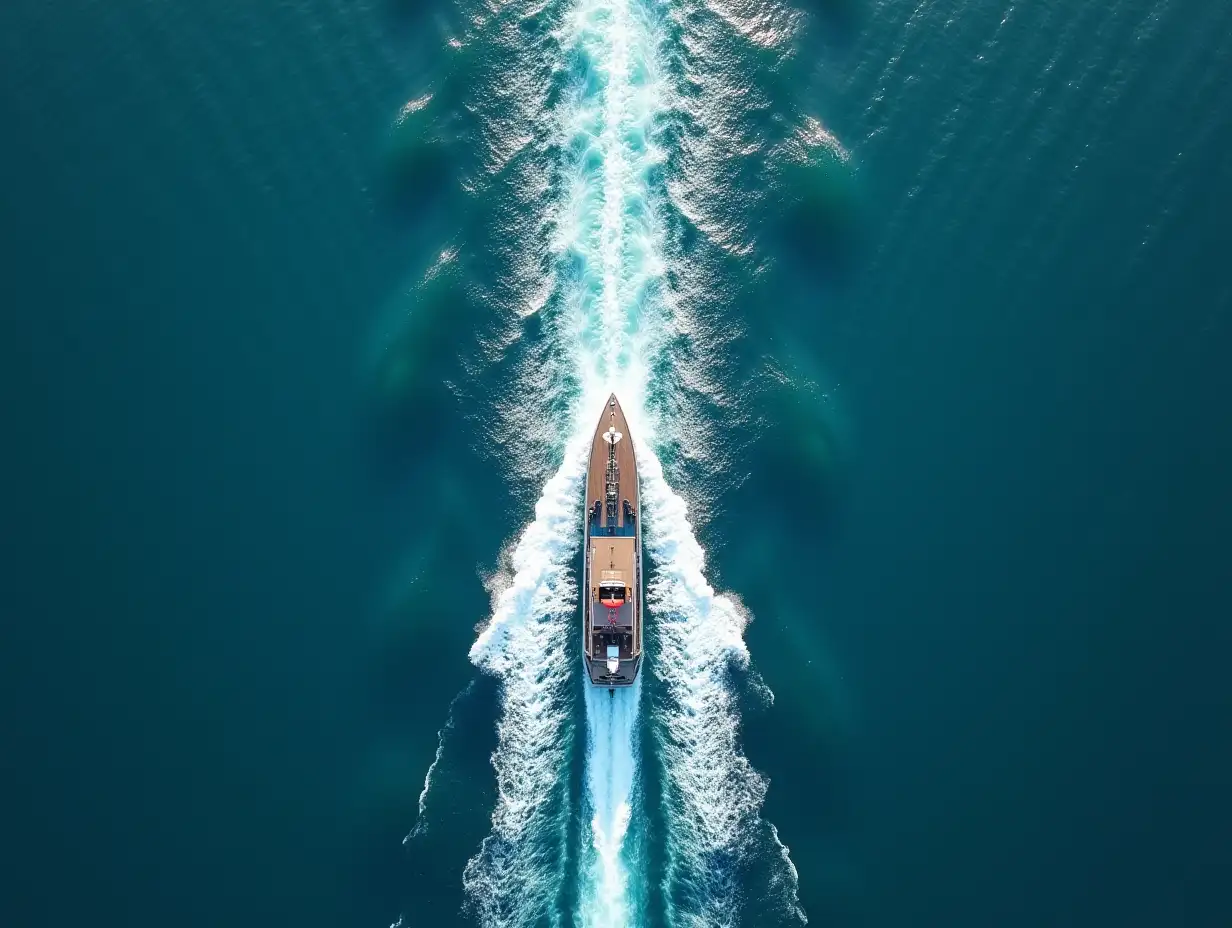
[583,394,643,674]
[589,539,637,619]
[585,394,639,531]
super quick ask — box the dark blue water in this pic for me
[2,0,1230,926]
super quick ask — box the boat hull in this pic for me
[582,395,642,687]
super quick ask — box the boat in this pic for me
[583,394,642,688]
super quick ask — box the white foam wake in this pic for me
[640,441,807,927]
[458,0,806,916]
[463,430,590,928]
[579,682,642,928]
[406,680,476,841]
[553,0,669,921]
[462,0,668,916]
[553,0,669,390]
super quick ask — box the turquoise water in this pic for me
[3,0,1231,926]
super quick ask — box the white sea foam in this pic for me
[462,428,589,928]
[405,680,475,841]
[458,0,806,919]
[579,682,642,928]
[553,0,671,922]
[459,0,664,919]
[641,441,804,927]
[553,0,669,387]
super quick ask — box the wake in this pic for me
[407,0,808,919]
[579,682,643,928]
[641,447,806,927]
[462,431,589,928]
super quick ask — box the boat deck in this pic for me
[591,629,635,660]
[583,395,642,679]
[584,398,638,532]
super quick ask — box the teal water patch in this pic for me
[6,0,1230,925]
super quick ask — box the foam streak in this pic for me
[642,446,806,926]
[579,682,642,928]
[458,0,807,915]
[405,680,476,841]
[463,434,589,928]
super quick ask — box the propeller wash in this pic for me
[423,0,807,922]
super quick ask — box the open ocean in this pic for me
[3,0,1230,926]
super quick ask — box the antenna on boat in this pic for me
[602,417,622,533]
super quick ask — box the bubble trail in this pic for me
[448,0,808,913]
[578,681,642,928]
[462,430,590,928]
[405,680,476,842]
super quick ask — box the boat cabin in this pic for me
[598,569,628,607]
